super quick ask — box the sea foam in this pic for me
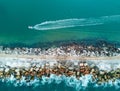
[0,74,120,91]
[28,15,120,30]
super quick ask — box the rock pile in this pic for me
[0,42,120,57]
[0,60,119,84]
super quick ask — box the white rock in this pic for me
[74,62,78,66]
[16,72,20,76]
[5,68,9,72]
[30,68,33,71]
[84,63,88,66]
[0,68,4,71]
[15,69,20,73]
[35,68,39,71]
[80,63,84,66]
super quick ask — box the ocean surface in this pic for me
[0,0,120,91]
[0,74,120,91]
[0,0,120,44]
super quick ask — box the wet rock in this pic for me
[99,70,105,75]
[0,71,3,77]
[5,68,9,73]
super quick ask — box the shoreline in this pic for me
[1,39,120,48]
[0,40,120,61]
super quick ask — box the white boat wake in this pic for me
[28,15,120,30]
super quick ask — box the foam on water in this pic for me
[0,74,120,91]
[0,57,120,71]
[28,15,120,30]
[92,60,120,72]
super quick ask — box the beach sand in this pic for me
[0,53,120,61]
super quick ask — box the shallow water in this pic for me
[0,0,120,44]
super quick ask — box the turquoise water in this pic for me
[0,0,120,91]
[0,0,120,44]
[0,74,120,91]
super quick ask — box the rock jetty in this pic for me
[0,60,119,84]
[0,42,120,57]
[0,41,120,84]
